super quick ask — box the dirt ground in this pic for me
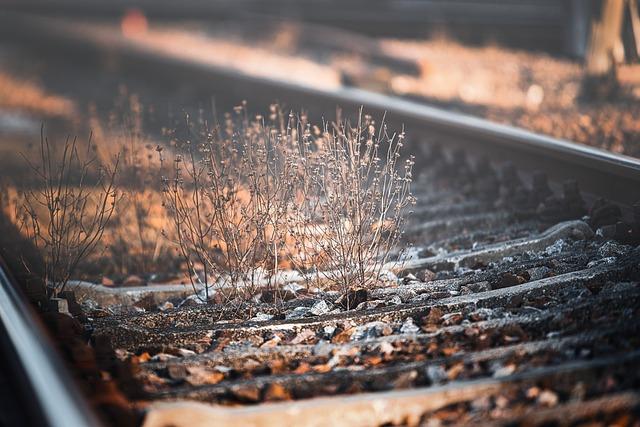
[93,21,640,158]
[382,38,640,157]
[0,21,639,159]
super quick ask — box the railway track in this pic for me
[4,0,588,56]
[0,12,639,426]
[0,258,98,426]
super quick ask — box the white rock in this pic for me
[177,348,197,357]
[323,325,336,339]
[537,390,558,407]
[400,317,421,334]
[291,329,315,345]
[283,282,305,293]
[310,300,330,316]
[492,364,516,378]
[403,273,418,282]
[158,301,174,311]
[377,341,395,356]
[313,340,333,357]
[597,241,629,258]
[251,312,274,322]
[151,353,177,362]
[587,256,617,268]
[425,365,447,384]
[545,239,565,255]
[114,348,131,361]
[81,299,99,311]
[350,321,393,341]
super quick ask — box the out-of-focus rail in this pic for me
[2,0,590,55]
[0,256,99,427]
[1,12,639,210]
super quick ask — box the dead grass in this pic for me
[21,129,119,297]
[88,91,174,277]
[162,104,415,305]
[7,97,415,307]
[0,72,75,118]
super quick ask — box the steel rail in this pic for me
[0,257,100,427]
[0,0,579,53]
[4,12,638,208]
[1,12,639,210]
[0,0,569,24]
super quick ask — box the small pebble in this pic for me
[537,390,558,407]
[425,365,447,384]
[400,317,421,334]
[251,312,274,322]
[310,300,330,316]
[323,325,336,339]
[286,306,311,319]
[158,301,174,312]
[177,348,196,357]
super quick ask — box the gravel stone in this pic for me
[400,317,421,334]
[286,306,311,319]
[309,300,330,316]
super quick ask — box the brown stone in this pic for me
[263,383,291,402]
[232,385,261,402]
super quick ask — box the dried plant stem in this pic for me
[162,105,415,306]
[22,127,119,297]
[290,109,415,298]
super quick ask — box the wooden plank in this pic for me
[142,352,640,427]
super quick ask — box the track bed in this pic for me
[88,160,640,426]
[0,15,639,426]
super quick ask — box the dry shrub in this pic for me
[0,72,75,118]
[11,89,174,287]
[162,104,297,303]
[0,181,24,226]
[21,128,119,297]
[288,110,415,297]
[162,104,415,305]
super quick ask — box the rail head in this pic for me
[1,12,639,207]
[0,258,100,427]
[5,11,635,207]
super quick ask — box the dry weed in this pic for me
[162,104,415,305]
[21,128,119,296]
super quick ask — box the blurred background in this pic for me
[0,0,638,164]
